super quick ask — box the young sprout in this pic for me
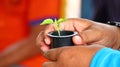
[40,19,54,25]
[40,18,65,36]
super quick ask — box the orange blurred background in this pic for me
[0,0,61,67]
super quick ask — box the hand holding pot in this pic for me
[36,18,120,52]
[42,45,104,67]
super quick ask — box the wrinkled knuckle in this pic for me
[44,50,50,58]
[36,32,43,45]
[59,48,69,58]
[44,24,55,34]
[37,31,43,39]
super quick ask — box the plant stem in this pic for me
[55,19,60,36]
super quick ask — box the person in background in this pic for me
[0,0,61,67]
[93,0,120,22]
[37,18,120,67]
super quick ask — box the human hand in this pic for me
[37,18,120,52]
[42,45,104,67]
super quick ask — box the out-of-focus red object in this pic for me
[0,0,29,51]
[0,0,61,67]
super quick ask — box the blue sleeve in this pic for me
[90,48,120,67]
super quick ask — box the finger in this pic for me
[72,35,83,46]
[59,23,65,31]
[62,21,75,31]
[37,24,56,52]
[43,62,56,67]
[70,18,101,44]
[72,18,92,32]
[36,24,56,52]
[44,48,62,61]
[44,24,56,45]
[59,18,92,31]
[60,18,92,32]
[36,31,45,47]
[79,28,102,44]
[60,19,80,31]
[36,31,50,52]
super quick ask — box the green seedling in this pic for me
[40,18,65,36]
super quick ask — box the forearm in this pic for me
[0,25,46,67]
[0,37,40,67]
[108,26,120,49]
[93,22,120,49]
[114,27,120,49]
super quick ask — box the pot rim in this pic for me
[48,31,78,38]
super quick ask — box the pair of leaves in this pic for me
[40,18,65,25]
[40,18,66,36]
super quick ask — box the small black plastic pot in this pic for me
[48,31,78,48]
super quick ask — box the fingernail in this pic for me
[40,46,49,52]
[44,38,50,45]
[73,36,83,44]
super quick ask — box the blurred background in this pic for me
[1,0,119,67]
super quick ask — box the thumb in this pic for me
[79,28,102,44]
[72,35,84,45]
[44,48,62,61]
[73,28,102,45]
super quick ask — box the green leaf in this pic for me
[57,18,66,24]
[40,18,66,36]
[40,19,54,25]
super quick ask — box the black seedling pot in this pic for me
[48,31,78,48]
